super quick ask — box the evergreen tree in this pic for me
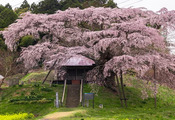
[5,3,12,10]
[32,0,61,14]
[60,0,83,10]
[105,0,117,8]
[20,0,30,9]
[30,0,118,14]
[15,0,30,15]
[0,5,17,29]
[30,2,38,13]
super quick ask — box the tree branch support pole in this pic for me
[42,60,57,84]
[120,70,127,108]
[61,79,67,106]
[153,65,157,108]
[115,73,123,107]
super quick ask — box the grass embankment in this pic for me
[1,71,175,120]
[59,85,175,120]
[0,84,64,119]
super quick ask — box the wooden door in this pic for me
[72,80,80,85]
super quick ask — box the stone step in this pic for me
[66,85,80,108]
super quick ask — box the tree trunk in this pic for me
[104,73,118,92]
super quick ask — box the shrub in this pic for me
[40,87,53,92]
[19,35,36,48]
[32,83,40,87]
[0,38,7,50]
[5,74,24,87]
[9,91,52,104]
[0,113,34,120]
[37,98,52,103]
[9,98,52,104]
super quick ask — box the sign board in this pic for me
[83,93,94,108]
[84,93,94,100]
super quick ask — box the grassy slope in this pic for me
[1,72,175,120]
[58,85,175,120]
[0,84,63,117]
[59,85,175,120]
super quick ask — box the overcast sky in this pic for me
[0,0,175,12]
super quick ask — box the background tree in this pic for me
[30,2,38,13]
[15,0,30,15]
[60,0,83,10]
[0,5,17,29]
[30,0,117,14]
[20,0,30,9]
[0,49,18,88]
[105,0,117,8]
[5,3,12,10]
[31,0,61,14]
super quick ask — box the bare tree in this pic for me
[0,49,17,88]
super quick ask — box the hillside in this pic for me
[1,71,175,120]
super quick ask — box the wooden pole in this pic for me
[61,79,67,106]
[42,60,57,84]
[93,93,94,109]
[80,79,83,103]
[120,70,127,108]
[115,74,123,107]
[153,65,157,108]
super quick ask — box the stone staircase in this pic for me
[66,85,80,108]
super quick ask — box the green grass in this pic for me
[1,72,175,120]
[0,84,64,117]
[60,84,175,120]
[20,70,54,84]
[1,83,175,120]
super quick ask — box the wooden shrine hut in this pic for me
[43,55,95,107]
[52,55,95,85]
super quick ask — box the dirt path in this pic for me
[41,110,84,120]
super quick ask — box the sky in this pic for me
[0,0,175,12]
[115,0,175,12]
